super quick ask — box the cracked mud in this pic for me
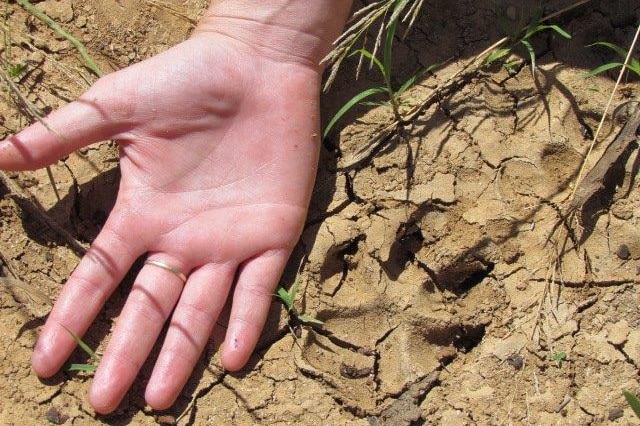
[1,0,639,424]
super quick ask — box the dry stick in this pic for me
[530,261,555,340]
[539,0,593,23]
[570,22,640,201]
[0,20,90,86]
[144,0,197,26]
[0,276,52,309]
[0,171,86,254]
[570,108,640,214]
[15,0,102,77]
[0,249,18,279]
[3,3,101,201]
[530,9,637,345]
[7,31,93,88]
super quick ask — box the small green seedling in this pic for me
[623,391,640,419]
[550,351,567,367]
[8,62,26,78]
[275,279,323,327]
[323,12,440,138]
[585,42,640,78]
[486,15,571,75]
[62,325,99,372]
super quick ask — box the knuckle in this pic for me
[129,287,171,323]
[83,73,137,126]
[107,348,142,371]
[174,301,214,329]
[70,274,110,306]
[238,281,273,301]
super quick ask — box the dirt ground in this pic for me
[0,0,639,424]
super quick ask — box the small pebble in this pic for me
[616,244,631,261]
[505,354,524,370]
[45,407,68,425]
[156,415,176,425]
[608,407,624,421]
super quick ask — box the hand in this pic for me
[0,31,322,413]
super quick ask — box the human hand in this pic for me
[0,31,323,413]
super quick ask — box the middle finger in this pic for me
[144,261,236,409]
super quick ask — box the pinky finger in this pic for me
[221,249,291,371]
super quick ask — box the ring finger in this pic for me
[89,253,189,414]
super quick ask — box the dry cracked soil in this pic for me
[0,0,639,425]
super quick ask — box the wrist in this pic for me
[194,0,353,71]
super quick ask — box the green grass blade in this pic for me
[628,58,640,77]
[486,47,512,65]
[623,391,640,418]
[61,325,97,360]
[69,363,97,372]
[351,49,385,76]
[388,0,410,27]
[289,279,300,304]
[298,314,324,325]
[276,286,293,311]
[584,62,623,78]
[523,24,571,41]
[523,25,542,40]
[503,59,520,73]
[543,25,572,39]
[323,86,386,138]
[360,100,388,107]
[8,63,26,78]
[588,41,629,59]
[520,39,536,71]
[397,75,417,95]
[383,17,398,81]
[397,62,443,95]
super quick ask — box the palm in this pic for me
[0,34,321,412]
[114,36,317,264]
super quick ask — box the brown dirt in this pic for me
[1,0,639,425]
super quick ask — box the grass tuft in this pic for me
[486,19,572,77]
[585,41,640,78]
[323,10,441,138]
[322,0,427,91]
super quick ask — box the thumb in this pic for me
[0,74,130,170]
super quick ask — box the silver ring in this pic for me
[144,259,187,284]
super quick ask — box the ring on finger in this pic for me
[144,259,187,284]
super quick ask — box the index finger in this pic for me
[32,210,146,377]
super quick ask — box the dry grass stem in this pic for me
[0,68,62,200]
[0,276,52,308]
[145,0,197,26]
[323,0,422,90]
[0,170,87,255]
[570,22,640,201]
[0,24,93,88]
[15,0,102,77]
